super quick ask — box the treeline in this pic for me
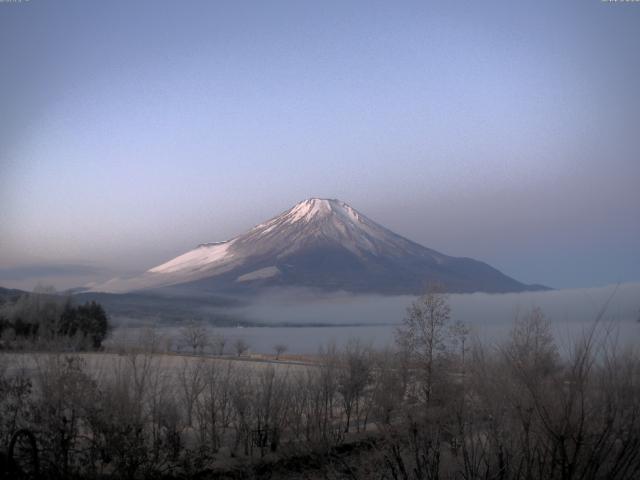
[0,289,109,350]
[0,287,639,479]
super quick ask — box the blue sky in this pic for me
[1,0,639,290]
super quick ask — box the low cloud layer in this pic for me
[224,283,640,352]
[240,283,640,326]
[0,264,104,280]
[0,264,112,291]
[102,283,640,354]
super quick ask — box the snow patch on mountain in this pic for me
[236,266,280,282]
[149,240,234,274]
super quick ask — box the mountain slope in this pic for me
[91,198,547,294]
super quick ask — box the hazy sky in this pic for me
[1,0,639,290]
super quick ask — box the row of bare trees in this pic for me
[0,346,392,478]
[115,322,254,357]
[0,286,638,479]
[110,321,291,360]
[372,285,640,480]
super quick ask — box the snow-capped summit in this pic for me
[275,198,361,224]
[237,197,441,260]
[90,198,546,294]
[250,198,363,232]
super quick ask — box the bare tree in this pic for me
[450,319,471,375]
[504,306,559,378]
[229,366,253,456]
[234,338,249,357]
[195,360,235,452]
[178,358,205,427]
[369,348,406,426]
[137,325,165,353]
[337,339,371,432]
[395,283,451,404]
[180,321,209,354]
[273,344,287,360]
[253,366,291,456]
[32,355,97,478]
[307,343,342,446]
[211,334,227,356]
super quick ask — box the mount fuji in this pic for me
[91,198,547,295]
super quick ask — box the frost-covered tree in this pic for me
[505,307,559,378]
[396,283,451,403]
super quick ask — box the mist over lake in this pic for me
[107,283,640,354]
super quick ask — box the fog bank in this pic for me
[108,283,640,354]
[240,283,639,327]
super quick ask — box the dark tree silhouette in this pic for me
[59,301,109,348]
